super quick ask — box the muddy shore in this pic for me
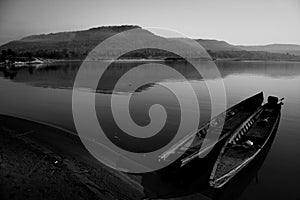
[0,115,144,200]
[0,115,212,200]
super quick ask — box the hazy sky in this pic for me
[0,0,299,45]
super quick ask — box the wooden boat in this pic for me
[158,92,265,170]
[209,95,283,188]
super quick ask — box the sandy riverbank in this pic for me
[0,128,97,200]
[0,115,144,200]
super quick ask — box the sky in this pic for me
[0,0,299,45]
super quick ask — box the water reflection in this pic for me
[2,61,300,92]
[216,61,300,79]
[0,66,18,80]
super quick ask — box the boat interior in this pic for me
[179,93,264,160]
[212,96,281,180]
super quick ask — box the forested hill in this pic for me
[237,44,300,56]
[0,25,142,59]
[1,25,300,61]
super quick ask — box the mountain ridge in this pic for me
[237,44,300,56]
[1,25,300,60]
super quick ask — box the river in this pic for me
[0,60,299,199]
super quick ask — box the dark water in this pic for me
[0,60,299,199]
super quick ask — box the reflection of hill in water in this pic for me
[1,61,300,93]
[216,61,300,79]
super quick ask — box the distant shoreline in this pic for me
[55,57,300,62]
[58,58,300,63]
[2,57,300,68]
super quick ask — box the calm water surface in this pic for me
[0,60,299,199]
